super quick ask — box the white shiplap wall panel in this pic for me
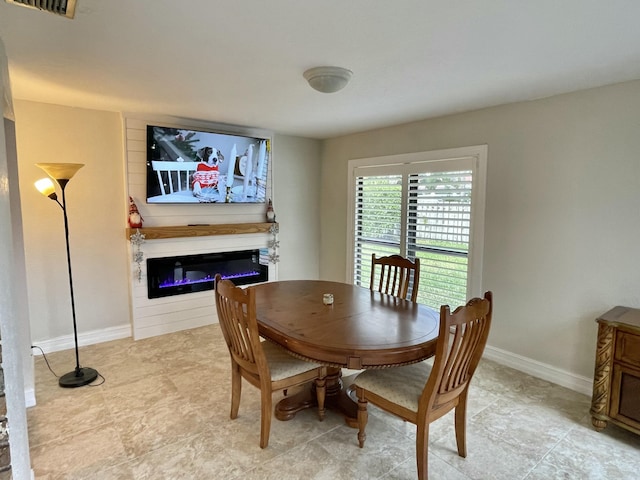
[134,310,215,340]
[127,127,146,142]
[124,114,277,340]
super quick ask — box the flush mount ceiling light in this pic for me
[303,66,353,93]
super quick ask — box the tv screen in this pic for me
[146,124,270,204]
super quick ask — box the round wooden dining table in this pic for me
[251,280,440,423]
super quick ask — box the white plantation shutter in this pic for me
[351,150,485,310]
[407,170,472,308]
[353,174,403,287]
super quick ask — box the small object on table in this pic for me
[323,293,334,305]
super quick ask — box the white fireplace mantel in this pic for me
[125,222,277,240]
[127,225,278,340]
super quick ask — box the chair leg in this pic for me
[315,377,326,421]
[416,422,430,480]
[455,392,468,458]
[356,388,368,448]
[259,388,273,449]
[230,363,241,419]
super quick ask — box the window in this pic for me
[348,146,487,309]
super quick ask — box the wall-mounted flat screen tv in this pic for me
[146,124,270,204]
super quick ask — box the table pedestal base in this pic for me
[275,367,358,427]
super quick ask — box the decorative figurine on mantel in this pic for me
[266,198,276,223]
[128,196,143,228]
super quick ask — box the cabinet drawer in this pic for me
[615,331,640,368]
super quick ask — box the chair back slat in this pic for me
[444,319,483,392]
[370,254,420,302]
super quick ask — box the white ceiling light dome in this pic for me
[303,66,353,93]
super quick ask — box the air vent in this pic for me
[5,0,77,19]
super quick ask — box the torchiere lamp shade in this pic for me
[36,163,84,184]
[34,178,56,197]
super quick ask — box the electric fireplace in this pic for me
[146,249,268,299]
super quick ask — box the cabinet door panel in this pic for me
[611,364,640,429]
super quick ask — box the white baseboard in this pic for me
[483,344,593,397]
[24,387,35,408]
[27,324,131,409]
[28,324,594,398]
[133,316,215,340]
[31,323,132,355]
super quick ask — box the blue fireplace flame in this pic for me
[158,270,261,289]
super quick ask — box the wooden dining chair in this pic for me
[370,253,421,301]
[353,291,493,480]
[214,274,327,448]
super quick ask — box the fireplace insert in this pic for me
[146,249,268,299]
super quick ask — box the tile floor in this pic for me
[28,325,640,479]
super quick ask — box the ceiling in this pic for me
[1,1,640,139]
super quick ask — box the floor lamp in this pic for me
[35,163,99,388]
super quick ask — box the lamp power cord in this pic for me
[31,345,105,386]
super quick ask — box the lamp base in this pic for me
[59,367,99,388]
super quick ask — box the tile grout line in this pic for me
[519,412,591,479]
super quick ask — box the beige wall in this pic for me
[14,101,131,343]
[320,80,640,381]
[271,134,321,280]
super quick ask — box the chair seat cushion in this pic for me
[354,360,432,412]
[262,340,321,381]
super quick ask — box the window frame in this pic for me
[346,145,488,300]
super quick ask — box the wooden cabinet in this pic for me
[591,306,640,435]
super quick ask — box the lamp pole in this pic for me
[35,163,99,388]
[58,180,98,387]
